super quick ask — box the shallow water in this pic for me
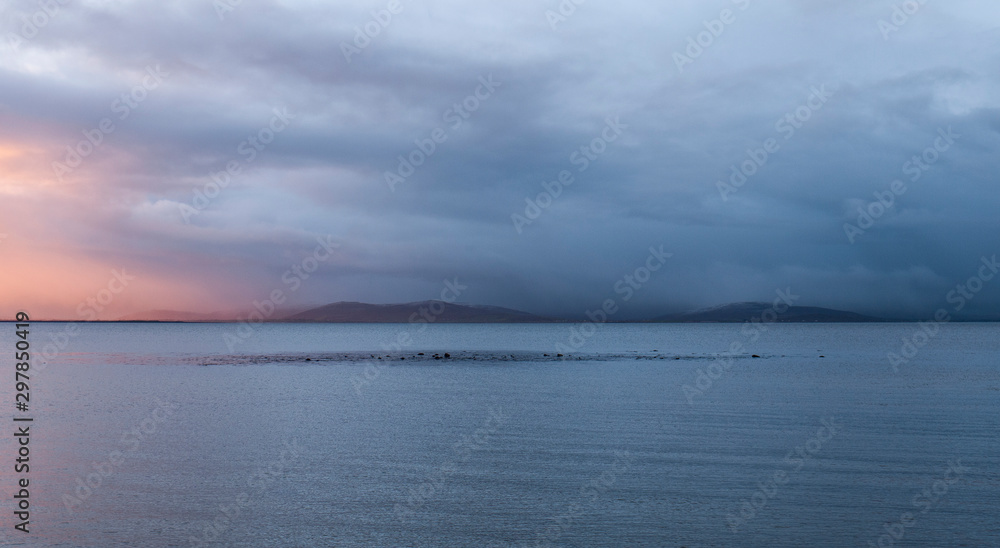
[1,322,998,547]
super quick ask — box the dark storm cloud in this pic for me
[2,0,999,319]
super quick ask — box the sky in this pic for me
[1,0,999,321]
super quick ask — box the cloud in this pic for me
[1,0,999,320]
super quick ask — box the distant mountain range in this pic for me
[651,302,884,323]
[57,300,971,323]
[282,301,552,323]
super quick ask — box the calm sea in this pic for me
[0,322,997,547]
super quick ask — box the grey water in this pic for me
[1,322,998,547]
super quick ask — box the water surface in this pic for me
[1,322,997,547]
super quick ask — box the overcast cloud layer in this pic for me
[1,0,999,320]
